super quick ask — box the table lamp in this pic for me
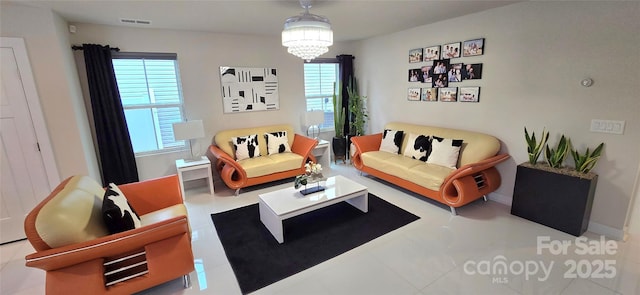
[305,110,324,139]
[172,120,205,162]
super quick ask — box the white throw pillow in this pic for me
[102,183,141,234]
[380,129,404,154]
[265,131,291,155]
[426,137,463,169]
[403,133,431,161]
[232,134,261,161]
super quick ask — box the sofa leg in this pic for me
[183,274,191,288]
[449,206,457,216]
[483,195,488,202]
[235,189,240,196]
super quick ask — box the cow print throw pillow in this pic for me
[426,136,464,169]
[233,134,261,161]
[403,133,432,161]
[265,131,291,155]
[379,129,404,154]
[102,183,141,234]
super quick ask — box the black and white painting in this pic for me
[220,66,279,113]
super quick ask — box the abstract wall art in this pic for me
[220,66,279,113]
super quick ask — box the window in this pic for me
[304,62,339,131]
[112,52,185,154]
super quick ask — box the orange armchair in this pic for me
[24,175,194,295]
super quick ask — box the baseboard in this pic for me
[488,192,512,206]
[588,221,625,240]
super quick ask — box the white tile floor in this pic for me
[2,164,639,295]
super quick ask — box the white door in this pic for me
[0,38,57,244]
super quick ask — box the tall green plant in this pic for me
[545,135,570,168]
[525,127,549,164]
[571,143,604,173]
[332,82,346,138]
[347,77,368,136]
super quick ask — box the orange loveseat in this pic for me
[351,122,510,215]
[24,175,194,295]
[207,124,317,195]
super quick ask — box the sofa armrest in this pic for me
[441,153,510,206]
[291,134,318,164]
[350,134,383,169]
[207,145,248,189]
[118,175,182,216]
[351,134,382,154]
[25,216,190,271]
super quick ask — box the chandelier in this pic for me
[282,0,333,61]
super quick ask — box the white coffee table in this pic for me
[258,175,368,244]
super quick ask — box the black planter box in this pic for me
[511,164,598,236]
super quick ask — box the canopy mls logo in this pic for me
[463,235,618,284]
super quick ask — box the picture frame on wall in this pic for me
[463,63,483,80]
[459,86,481,102]
[409,48,423,63]
[447,63,463,82]
[421,65,432,83]
[432,72,448,88]
[438,87,458,102]
[442,42,461,59]
[423,45,440,61]
[421,88,438,101]
[408,69,423,82]
[463,38,484,57]
[408,88,421,101]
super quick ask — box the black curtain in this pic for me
[337,54,354,137]
[82,44,139,185]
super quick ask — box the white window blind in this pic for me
[304,62,338,130]
[112,53,185,154]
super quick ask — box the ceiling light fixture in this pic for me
[282,0,333,61]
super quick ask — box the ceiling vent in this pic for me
[120,18,152,25]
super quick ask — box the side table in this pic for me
[176,156,214,198]
[312,139,331,168]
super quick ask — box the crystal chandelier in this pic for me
[282,0,333,61]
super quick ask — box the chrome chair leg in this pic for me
[483,195,488,202]
[450,206,457,216]
[235,188,240,196]
[183,274,191,288]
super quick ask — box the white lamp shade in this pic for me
[172,120,205,141]
[305,110,325,126]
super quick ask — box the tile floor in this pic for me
[1,164,638,295]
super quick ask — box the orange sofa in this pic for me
[24,175,194,295]
[351,122,510,215]
[207,124,317,195]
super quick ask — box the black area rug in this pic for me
[211,194,419,294]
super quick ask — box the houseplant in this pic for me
[347,77,368,159]
[332,81,347,163]
[511,128,604,236]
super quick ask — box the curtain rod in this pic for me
[72,45,120,51]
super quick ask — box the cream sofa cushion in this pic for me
[361,151,453,190]
[35,176,109,248]
[215,124,294,160]
[385,122,500,167]
[238,152,305,178]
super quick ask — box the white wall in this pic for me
[69,24,355,180]
[354,1,640,236]
[0,3,101,182]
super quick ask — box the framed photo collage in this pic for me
[408,38,484,103]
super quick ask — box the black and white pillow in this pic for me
[102,183,141,234]
[233,134,261,161]
[403,133,432,161]
[426,136,464,169]
[380,129,404,154]
[265,131,291,155]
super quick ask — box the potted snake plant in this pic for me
[511,127,604,236]
[332,82,347,163]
